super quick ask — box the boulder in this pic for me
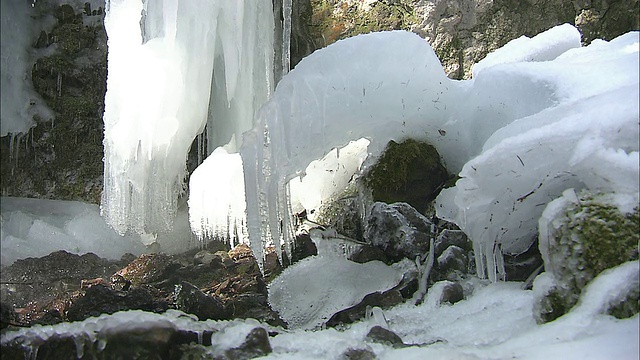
[364,139,450,212]
[363,202,434,263]
[533,190,639,323]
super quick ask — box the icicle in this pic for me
[282,0,292,75]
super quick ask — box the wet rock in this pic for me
[503,239,543,282]
[365,325,406,348]
[114,253,180,286]
[174,281,228,320]
[340,347,377,360]
[439,281,464,305]
[222,327,272,360]
[283,232,318,266]
[364,202,435,263]
[436,245,468,275]
[66,283,167,322]
[327,288,404,326]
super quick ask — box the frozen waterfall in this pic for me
[101,0,276,235]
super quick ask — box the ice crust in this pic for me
[102,0,275,235]
[268,230,403,330]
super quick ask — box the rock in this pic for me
[364,202,434,263]
[0,250,123,322]
[223,327,273,360]
[533,191,639,323]
[66,283,167,322]
[436,245,468,274]
[0,302,17,329]
[174,281,229,320]
[327,289,404,327]
[364,139,450,212]
[340,348,377,360]
[365,325,406,348]
[503,238,543,282]
[114,253,179,286]
[309,1,639,79]
[282,232,318,266]
[438,281,464,305]
[349,244,389,264]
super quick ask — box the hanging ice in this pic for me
[102,0,275,235]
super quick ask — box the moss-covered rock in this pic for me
[364,139,450,213]
[534,190,639,323]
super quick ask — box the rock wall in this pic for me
[309,0,639,79]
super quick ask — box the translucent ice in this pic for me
[102,0,275,235]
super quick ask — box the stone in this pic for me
[340,348,377,360]
[439,281,464,305]
[223,327,273,360]
[364,202,434,263]
[364,139,450,212]
[365,325,406,348]
[114,253,179,286]
[534,191,639,323]
[174,281,229,321]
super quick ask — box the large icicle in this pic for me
[103,0,274,236]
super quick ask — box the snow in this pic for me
[102,0,275,235]
[194,25,637,274]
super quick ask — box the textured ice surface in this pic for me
[268,230,403,330]
[223,25,635,272]
[436,31,639,280]
[102,0,274,235]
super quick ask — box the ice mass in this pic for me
[1,0,639,358]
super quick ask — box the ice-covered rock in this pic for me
[364,202,435,263]
[533,189,639,323]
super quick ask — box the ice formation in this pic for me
[102,0,275,235]
[0,197,146,266]
[268,229,403,329]
[189,23,637,281]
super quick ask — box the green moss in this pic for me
[537,193,640,323]
[364,138,449,211]
[310,0,417,47]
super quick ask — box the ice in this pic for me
[268,229,404,330]
[472,23,581,76]
[1,197,146,266]
[289,138,370,219]
[188,147,247,247]
[436,33,639,280]
[102,0,275,236]
[0,0,55,137]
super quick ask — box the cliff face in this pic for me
[309,0,639,79]
[0,0,637,202]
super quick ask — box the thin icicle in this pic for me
[413,237,435,305]
[282,0,292,75]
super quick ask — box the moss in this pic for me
[364,138,449,211]
[537,193,640,323]
[310,0,417,48]
[0,4,106,203]
[314,183,365,240]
